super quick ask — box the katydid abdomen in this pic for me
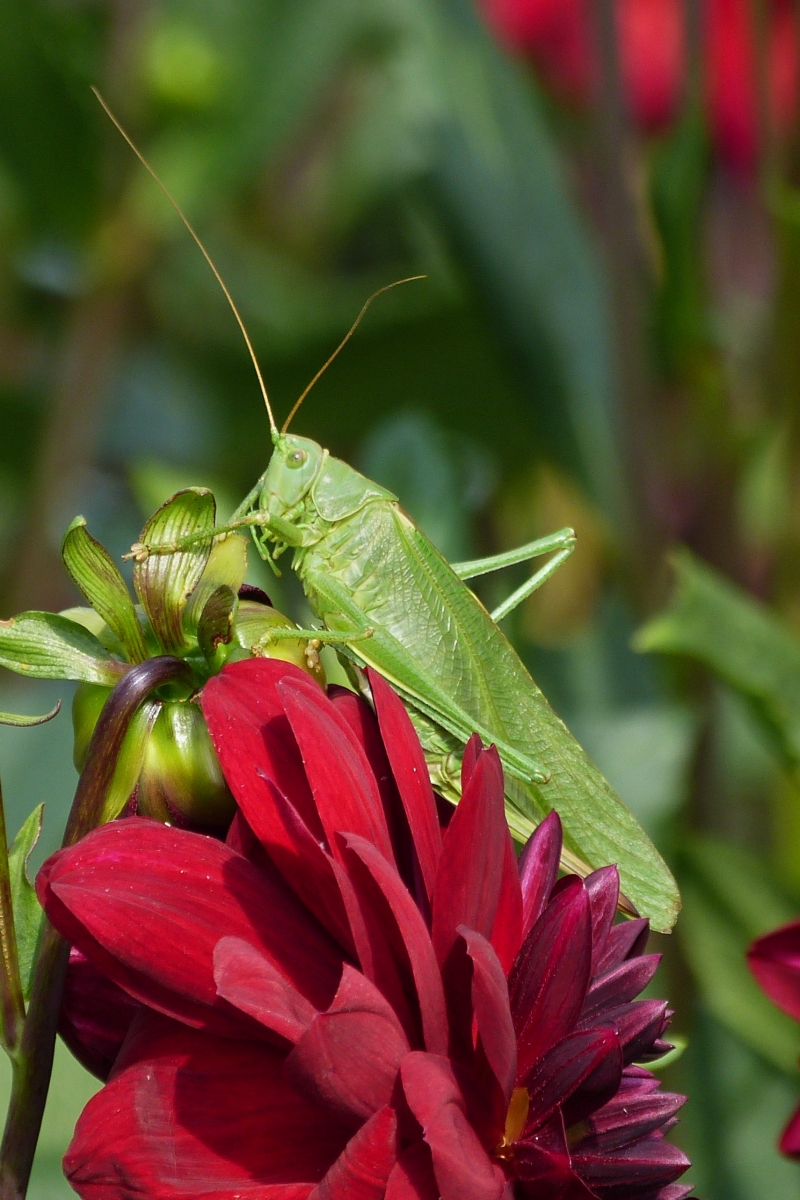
[295,496,679,932]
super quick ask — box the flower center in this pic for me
[495,1087,530,1160]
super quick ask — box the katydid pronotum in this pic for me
[97,91,679,931]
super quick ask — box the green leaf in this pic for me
[0,701,62,727]
[634,548,800,769]
[0,612,127,685]
[132,489,216,654]
[61,517,148,664]
[196,585,236,662]
[8,805,45,1002]
[679,834,800,1076]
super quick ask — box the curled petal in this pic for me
[64,1010,351,1199]
[518,812,562,941]
[585,866,620,975]
[214,937,316,1043]
[458,927,517,1106]
[523,1028,620,1127]
[286,965,409,1126]
[385,1144,439,1199]
[308,1106,398,1200]
[59,948,140,1081]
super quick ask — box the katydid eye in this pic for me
[287,449,307,468]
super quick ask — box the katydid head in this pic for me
[259,433,326,520]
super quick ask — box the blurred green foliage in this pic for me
[4,0,800,1194]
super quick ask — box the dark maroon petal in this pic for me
[595,919,651,977]
[509,877,592,1080]
[523,1028,620,1127]
[581,1000,669,1064]
[278,675,396,866]
[59,948,140,1081]
[576,1085,685,1152]
[214,937,317,1042]
[518,812,562,941]
[367,670,443,901]
[385,1144,439,1199]
[780,1102,800,1158]
[308,1106,398,1199]
[400,1052,506,1200]
[490,835,524,974]
[286,966,409,1126]
[748,920,800,1021]
[64,1009,350,1199]
[457,927,516,1105]
[572,1136,690,1188]
[585,867,620,975]
[341,833,448,1055]
[431,745,509,968]
[561,1043,625,1129]
[654,1188,694,1200]
[38,819,342,1034]
[582,955,662,1019]
[514,1111,574,1191]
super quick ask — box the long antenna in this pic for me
[92,87,278,436]
[281,275,426,433]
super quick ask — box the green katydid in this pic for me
[98,92,679,931]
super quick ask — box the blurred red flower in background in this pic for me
[479,0,799,173]
[40,660,690,1199]
[748,921,800,1157]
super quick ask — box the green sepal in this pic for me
[62,517,148,664]
[8,806,45,1003]
[0,702,62,728]
[183,533,247,637]
[197,585,236,662]
[133,489,216,654]
[0,612,127,685]
[99,698,162,824]
[634,548,800,769]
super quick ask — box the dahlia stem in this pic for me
[0,656,194,1200]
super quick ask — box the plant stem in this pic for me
[0,780,25,1058]
[0,656,193,1200]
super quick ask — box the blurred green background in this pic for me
[4,0,800,1194]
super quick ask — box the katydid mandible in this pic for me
[97,92,679,933]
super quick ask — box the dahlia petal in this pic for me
[461,732,483,786]
[594,918,650,976]
[491,834,524,973]
[341,833,448,1055]
[518,812,562,941]
[523,1027,620,1126]
[64,1009,350,1199]
[583,954,662,1018]
[385,1144,439,1199]
[214,937,317,1042]
[779,1101,800,1159]
[561,1042,624,1128]
[286,965,409,1125]
[367,669,442,900]
[431,745,509,967]
[582,1000,669,1064]
[655,1188,694,1200]
[308,1106,398,1199]
[202,660,322,838]
[400,1052,505,1200]
[59,947,140,1081]
[278,675,396,866]
[514,1110,573,1190]
[748,920,800,1021]
[585,866,620,975]
[458,926,517,1104]
[510,877,592,1079]
[572,1135,690,1187]
[577,1086,686,1152]
[39,820,342,1034]
[328,852,418,1039]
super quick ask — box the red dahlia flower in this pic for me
[38,659,691,1199]
[479,0,799,174]
[748,920,800,1157]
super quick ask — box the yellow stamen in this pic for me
[496,1087,530,1159]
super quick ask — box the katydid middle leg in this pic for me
[450,527,577,623]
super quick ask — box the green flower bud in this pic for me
[135,700,235,830]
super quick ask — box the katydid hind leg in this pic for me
[491,544,574,623]
[450,528,575,581]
